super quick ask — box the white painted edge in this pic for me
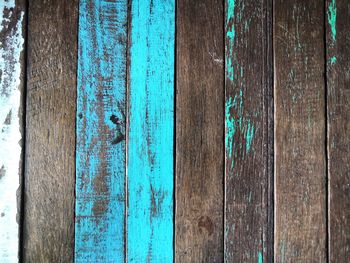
[0,1,24,262]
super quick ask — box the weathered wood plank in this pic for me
[75,1,127,262]
[274,0,326,262]
[0,0,25,262]
[175,0,224,261]
[127,0,175,261]
[224,0,272,261]
[23,1,78,261]
[326,0,350,261]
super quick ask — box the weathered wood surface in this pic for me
[75,1,127,262]
[224,0,272,261]
[0,0,25,262]
[23,0,78,262]
[274,0,326,262]
[127,0,175,261]
[326,0,350,261]
[175,0,224,261]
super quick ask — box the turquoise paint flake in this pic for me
[226,0,236,82]
[330,56,337,65]
[246,121,255,152]
[226,0,235,26]
[328,0,337,42]
[75,0,127,262]
[258,251,263,263]
[127,0,174,262]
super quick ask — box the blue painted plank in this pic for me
[75,0,127,262]
[127,0,175,261]
[0,1,25,262]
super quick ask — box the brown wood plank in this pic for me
[274,0,327,262]
[22,0,78,262]
[224,0,273,261]
[0,0,26,261]
[175,0,224,261]
[326,0,350,261]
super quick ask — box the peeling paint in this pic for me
[226,0,236,81]
[226,90,255,168]
[328,0,337,42]
[0,1,24,262]
[330,56,337,65]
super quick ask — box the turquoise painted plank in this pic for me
[127,0,175,262]
[0,1,25,262]
[75,0,127,262]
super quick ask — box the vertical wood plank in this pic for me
[274,0,327,262]
[224,0,272,261]
[326,0,350,261]
[75,1,128,262]
[175,0,224,261]
[0,0,25,261]
[23,1,78,261]
[127,0,175,262]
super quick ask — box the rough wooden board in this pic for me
[22,0,78,262]
[127,0,175,261]
[224,0,272,261]
[175,0,224,261]
[326,0,350,261]
[274,0,327,262]
[75,1,127,262]
[0,0,25,262]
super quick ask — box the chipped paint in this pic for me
[226,90,255,168]
[246,121,255,152]
[330,56,337,65]
[0,1,24,262]
[226,0,236,81]
[258,251,263,263]
[328,0,337,42]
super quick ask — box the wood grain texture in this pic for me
[175,0,224,261]
[75,1,127,262]
[127,0,174,261]
[274,0,326,262]
[224,0,272,261]
[326,0,350,261]
[0,0,25,262]
[23,0,78,262]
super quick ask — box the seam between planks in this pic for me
[323,1,330,262]
[125,0,131,261]
[19,0,29,261]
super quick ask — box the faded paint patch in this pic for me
[280,242,285,263]
[328,0,337,42]
[0,1,24,262]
